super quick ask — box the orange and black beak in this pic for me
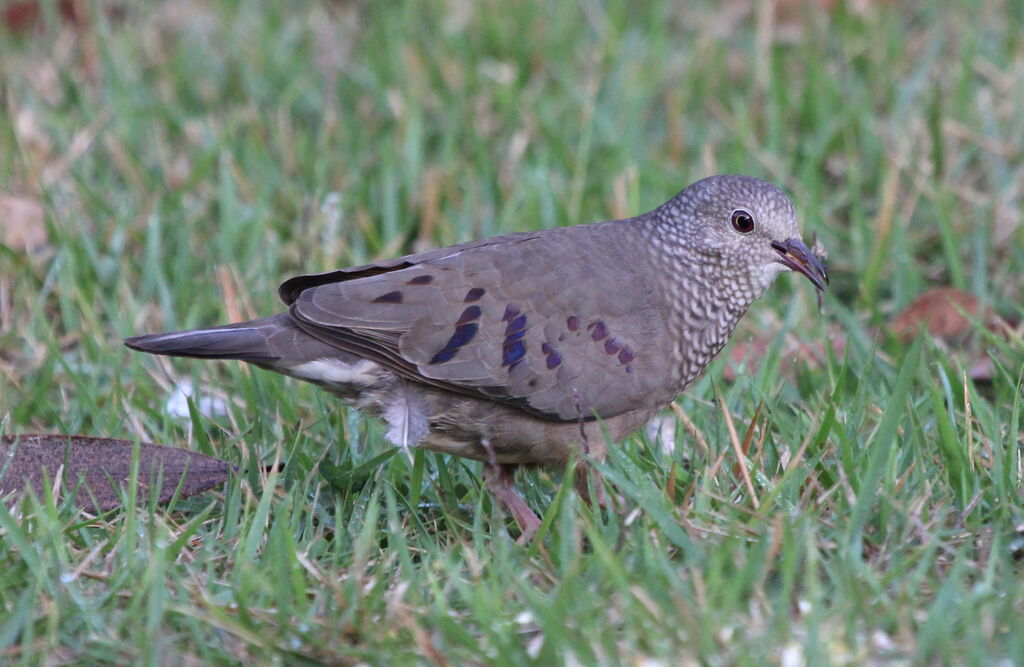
[771,238,829,292]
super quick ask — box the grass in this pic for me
[1,0,1023,663]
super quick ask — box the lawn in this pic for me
[1,0,1022,663]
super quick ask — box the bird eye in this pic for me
[731,210,755,234]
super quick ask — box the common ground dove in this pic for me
[126,174,828,539]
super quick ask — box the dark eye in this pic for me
[731,210,755,234]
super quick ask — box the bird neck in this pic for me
[645,234,755,390]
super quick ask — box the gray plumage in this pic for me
[126,174,828,539]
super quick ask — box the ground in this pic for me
[1,0,1022,663]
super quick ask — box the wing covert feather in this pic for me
[287,222,674,421]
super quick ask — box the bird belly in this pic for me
[282,362,661,467]
[414,390,662,467]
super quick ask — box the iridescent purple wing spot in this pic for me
[541,342,562,370]
[430,323,479,364]
[588,320,608,341]
[464,287,485,302]
[372,290,403,304]
[502,340,526,367]
[618,346,635,365]
[406,275,434,285]
[456,305,482,325]
[504,313,527,337]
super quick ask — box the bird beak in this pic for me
[771,238,829,292]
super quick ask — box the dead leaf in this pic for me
[1,0,81,33]
[0,193,47,253]
[723,332,846,382]
[889,288,1021,384]
[968,356,997,383]
[1,0,125,33]
[0,434,230,511]
[889,288,995,344]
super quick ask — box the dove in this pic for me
[126,174,828,540]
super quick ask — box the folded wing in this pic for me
[283,224,673,421]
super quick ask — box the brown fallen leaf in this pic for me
[723,331,846,382]
[1,0,81,32]
[888,288,1022,384]
[0,434,230,511]
[1,0,125,33]
[888,287,997,344]
[968,356,997,383]
[0,193,47,253]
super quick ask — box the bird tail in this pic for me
[124,314,290,362]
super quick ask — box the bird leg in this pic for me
[572,460,611,510]
[482,463,541,542]
[480,440,541,542]
[571,399,612,508]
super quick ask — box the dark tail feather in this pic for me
[124,315,286,362]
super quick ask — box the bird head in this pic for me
[663,174,829,300]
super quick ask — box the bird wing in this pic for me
[282,223,674,421]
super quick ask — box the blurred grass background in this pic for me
[1,0,1023,663]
